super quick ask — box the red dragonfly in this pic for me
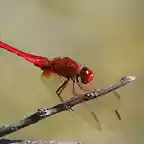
[0,40,121,130]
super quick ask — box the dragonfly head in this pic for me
[79,67,94,84]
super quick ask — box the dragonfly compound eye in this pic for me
[80,67,94,84]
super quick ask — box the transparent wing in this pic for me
[72,76,121,130]
[41,70,67,105]
[94,77,121,101]
[74,98,102,130]
[41,70,121,130]
[41,71,77,118]
[41,70,101,129]
[93,77,121,116]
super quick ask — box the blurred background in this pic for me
[0,0,143,143]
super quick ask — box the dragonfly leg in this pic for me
[56,79,69,102]
[56,79,74,111]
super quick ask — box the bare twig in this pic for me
[0,139,82,144]
[0,76,136,138]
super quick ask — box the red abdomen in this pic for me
[51,57,80,79]
[0,41,51,68]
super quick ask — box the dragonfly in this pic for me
[0,40,121,130]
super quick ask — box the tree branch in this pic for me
[0,139,82,144]
[0,76,136,138]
